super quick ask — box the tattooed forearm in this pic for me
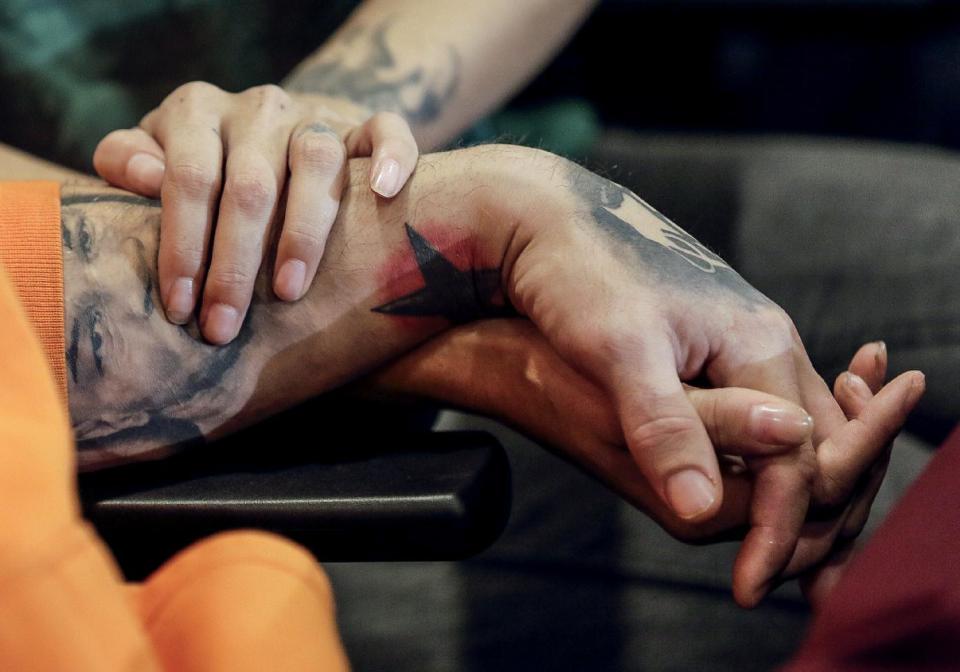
[61,190,251,466]
[284,18,460,124]
[566,164,768,307]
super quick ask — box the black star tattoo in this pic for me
[372,224,511,324]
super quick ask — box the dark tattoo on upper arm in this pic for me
[567,165,768,307]
[285,18,460,124]
[372,223,512,324]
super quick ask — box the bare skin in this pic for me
[94,0,597,343]
[51,142,923,605]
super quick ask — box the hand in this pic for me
[484,151,897,605]
[369,322,920,605]
[93,83,419,343]
[799,342,896,608]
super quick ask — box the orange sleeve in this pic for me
[0,181,66,403]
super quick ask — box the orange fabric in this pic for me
[0,181,67,401]
[0,206,347,669]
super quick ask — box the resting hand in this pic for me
[484,153,906,606]
[93,83,418,343]
[370,320,921,606]
[798,342,899,608]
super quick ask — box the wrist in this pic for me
[458,145,578,316]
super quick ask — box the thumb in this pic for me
[614,343,723,522]
[92,127,166,198]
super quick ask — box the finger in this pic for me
[848,341,887,394]
[793,350,849,448]
[722,353,816,608]
[780,364,898,582]
[684,386,813,454]
[835,342,890,536]
[814,370,924,507]
[92,127,166,197]
[344,112,419,198]
[152,113,225,325]
[799,538,860,610]
[201,86,293,343]
[834,371,873,419]
[613,339,723,523]
[274,122,347,301]
[580,441,756,543]
[782,375,918,579]
[841,443,892,539]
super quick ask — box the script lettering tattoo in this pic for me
[568,165,769,307]
[372,224,512,323]
[61,191,250,464]
[285,19,460,124]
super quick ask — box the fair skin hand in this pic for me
[799,343,895,609]
[367,325,920,605]
[93,87,420,343]
[92,0,597,344]
[64,143,922,606]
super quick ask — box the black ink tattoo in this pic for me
[65,296,106,382]
[66,315,80,383]
[568,165,768,307]
[372,224,511,323]
[60,191,253,462]
[298,122,337,137]
[285,19,460,124]
[61,193,160,208]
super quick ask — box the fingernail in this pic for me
[905,372,926,412]
[665,469,716,520]
[204,303,241,344]
[874,340,887,368]
[166,277,194,324]
[371,158,401,197]
[275,259,307,301]
[843,372,872,402]
[126,153,165,191]
[750,403,814,442]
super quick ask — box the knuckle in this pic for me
[842,514,868,540]
[97,128,131,149]
[735,304,797,351]
[701,395,730,446]
[282,226,326,257]
[572,318,634,364]
[627,414,702,458]
[170,80,221,104]
[247,83,291,109]
[291,132,345,171]
[168,162,219,198]
[796,446,821,489]
[225,173,276,214]
[370,110,404,129]
[208,261,256,294]
[164,239,206,270]
[759,305,796,338]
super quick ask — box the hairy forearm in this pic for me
[62,147,536,468]
[283,0,597,150]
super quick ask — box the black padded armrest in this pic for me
[80,429,511,580]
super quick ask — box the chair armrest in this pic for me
[79,429,511,580]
